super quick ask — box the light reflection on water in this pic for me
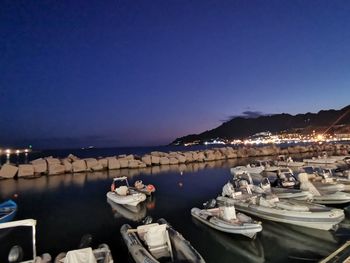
[0,157,347,263]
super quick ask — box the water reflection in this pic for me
[192,218,265,263]
[107,199,147,222]
[261,220,338,261]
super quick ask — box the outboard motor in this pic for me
[260,178,271,193]
[222,181,236,197]
[143,216,153,225]
[79,234,93,249]
[238,180,252,195]
[203,199,216,209]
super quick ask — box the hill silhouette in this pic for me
[171,105,350,145]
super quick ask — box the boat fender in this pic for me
[147,184,155,192]
[110,183,115,192]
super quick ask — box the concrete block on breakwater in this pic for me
[1,143,350,179]
[18,164,34,177]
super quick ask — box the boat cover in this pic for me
[64,248,97,263]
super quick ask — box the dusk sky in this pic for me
[1,1,350,149]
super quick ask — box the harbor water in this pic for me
[0,147,350,262]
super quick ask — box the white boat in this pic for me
[120,218,206,263]
[218,180,344,230]
[303,153,338,165]
[265,167,300,187]
[298,172,350,204]
[191,206,262,239]
[106,177,146,206]
[300,166,350,192]
[232,170,313,201]
[230,165,264,175]
[275,155,305,168]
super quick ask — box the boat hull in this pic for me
[217,196,344,231]
[120,219,206,263]
[191,208,262,239]
[106,191,146,206]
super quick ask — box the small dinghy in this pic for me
[191,203,262,239]
[130,180,156,196]
[121,218,206,263]
[107,177,146,207]
[0,200,17,223]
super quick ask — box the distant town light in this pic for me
[24,149,29,153]
[5,149,11,154]
[317,134,324,141]
[16,150,20,154]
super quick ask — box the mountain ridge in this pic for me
[171,105,350,145]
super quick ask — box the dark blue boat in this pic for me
[0,200,17,223]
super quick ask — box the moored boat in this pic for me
[0,200,17,224]
[107,177,146,206]
[219,180,344,230]
[275,155,305,168]
[120,218,206,263]
[298,173,350,204]
[191,205,262,239]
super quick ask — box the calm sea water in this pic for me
[0,146,350,262]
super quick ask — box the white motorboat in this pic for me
[230,165,264,175]
[218,180,344,230]
[298,173,350,204]
[275,155,305,168]
[232,170,313,201]
[107,177,146,206]
[191,205,262,239]
[264,167,300,187]
[120,218,206,263]
[303,153,338,165]
[301,166,350,192]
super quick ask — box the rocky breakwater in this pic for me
[0,143,349,179]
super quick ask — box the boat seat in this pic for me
[63,247,97,263]
[144,224,168,253]
[137,223,160,240]
[115,186,129,196]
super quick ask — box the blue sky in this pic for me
[1,0,350,148]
